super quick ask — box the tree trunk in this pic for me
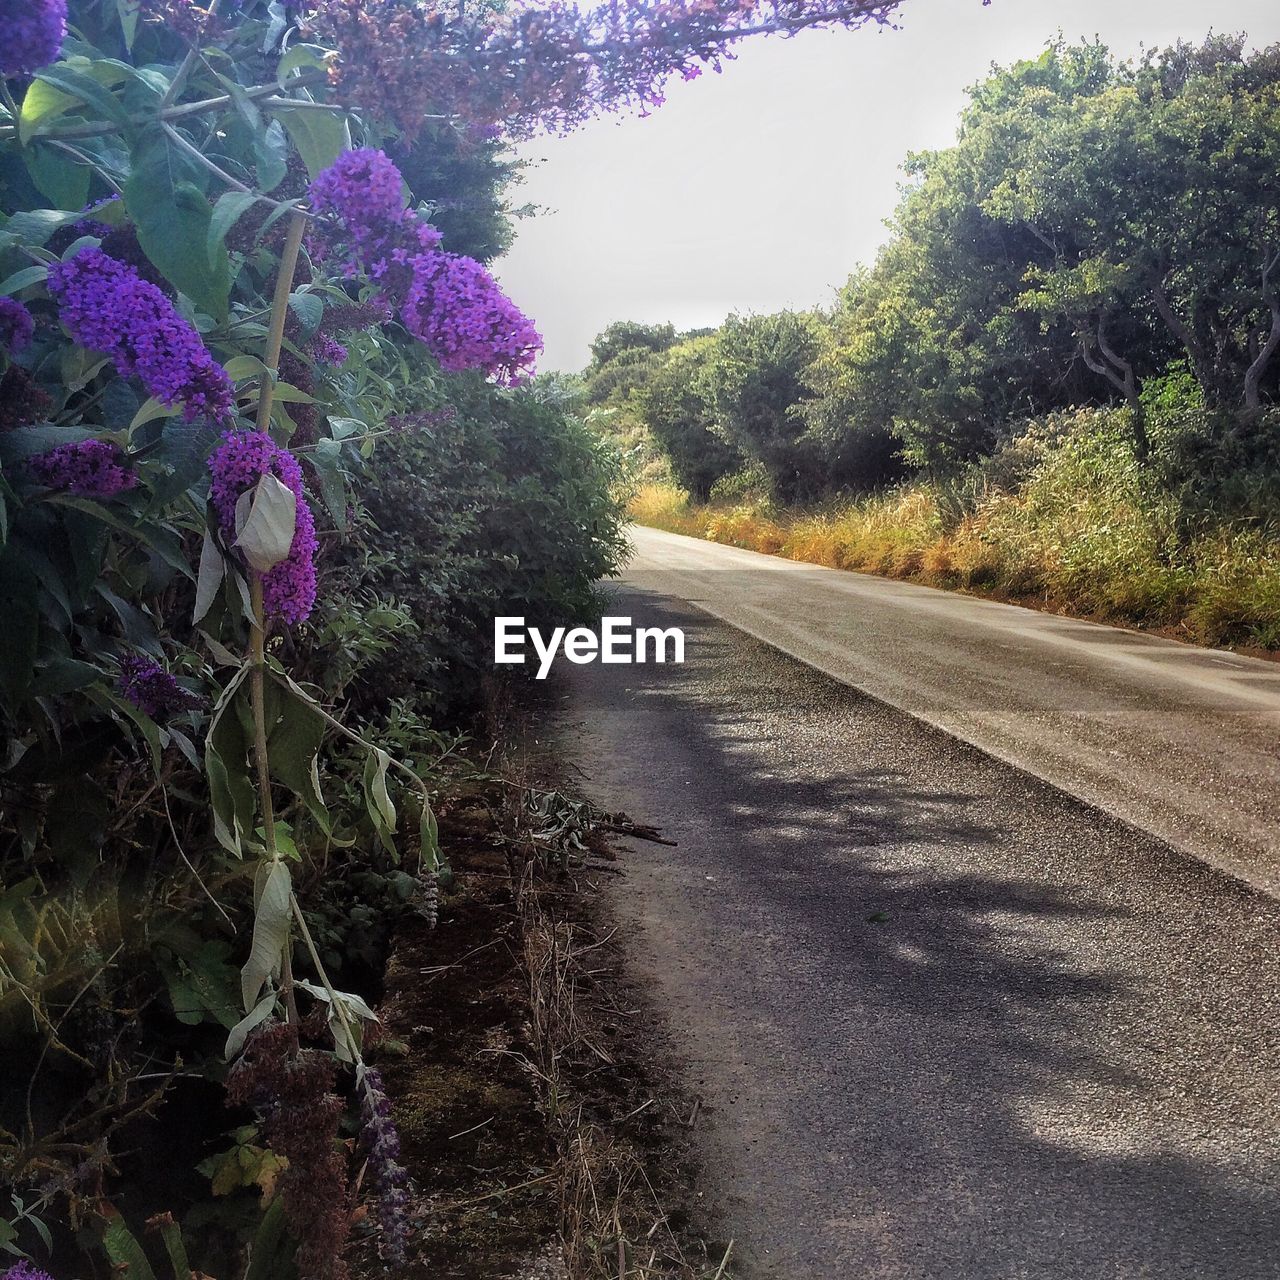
[1081,313,1149,461]
[1150,276,1218,406]
[1243,249,1280,411]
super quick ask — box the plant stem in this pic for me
[257,210,308,434]
[246,210,307,1024]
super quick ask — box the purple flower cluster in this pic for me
[0,298,35,354]
[208,430,318,626]
[309,148,406,232]
[308,150,541,385]
[307,334,348,367]
[0,0,66,78]
[358,1067,410,1265]
[29,440,137,499]
[402,251,540,382]
[2,1263,55,1280]
[47,248,234,422]
[118,655,202,719]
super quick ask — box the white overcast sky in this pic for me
[493,0,1280,372]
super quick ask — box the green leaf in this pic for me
[24,143,90,211]
[123,129,231,319]
[244,1196,289,1280]
[117,0,140,48]
[208,190,258,269]
[193,528,225,625]
[0,207,85,250]
[265,679,330,834]
[255,120,289,193]
[270,381,315,404]
[0,425,96,465]
[85,684,163,771]
[206,663,256,856]
[225,992,277,1060]
[30,657,101,697]
[241,859,292,1012]
[419,793,441,871]
[0,265,48,296]
[308,438,347,529]
[154,1214,193,1280]
[223,354,269,384]
[276,44,331,85]
[147,415,218,504]
[129,396,182,432]
[272,105,350,180]
[102,1212,158,1280]
[48,496,195,581]
[101,380,140,430]
[21,63,131,146]
[363,748,398,854]
[287,292,323,336]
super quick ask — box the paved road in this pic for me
[624,525,1280,895]
[547,534,1280,1279]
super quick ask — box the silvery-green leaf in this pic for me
[193,526,225,624]
[234,473,297,573]
[225,992,278,1060]
[240,859,292,1011]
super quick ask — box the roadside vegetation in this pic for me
[590,36,1280,651]
[0,0,915,1274]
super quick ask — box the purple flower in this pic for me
[47,248,234,422]
[29,440,137,498]
[308,157,442,287]
[308,150,541,383]
[208,430,318,626]
[307,335,348,367]
[358,1067,410,1265]
[0,0,66,77]
[118,655,202,719]
[0,298,35,354]
[402,251,541,384]
[308,148,406,231]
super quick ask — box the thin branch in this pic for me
[162,121,253,194]
[0,69,327,144]
[45,139,125,194]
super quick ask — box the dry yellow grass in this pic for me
[628,479,1280,651]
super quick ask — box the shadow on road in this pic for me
[553,586,1280,1278]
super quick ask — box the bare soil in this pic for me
[350,720,724,1279]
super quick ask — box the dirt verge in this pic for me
[351,693,729,1278]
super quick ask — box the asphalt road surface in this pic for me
[548,527,1280,1279]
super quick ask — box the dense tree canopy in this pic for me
[603,33,1280,496]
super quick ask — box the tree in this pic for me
[389,126,526,264]
[980,37,1280,436]
[700,311,826,501]
[638,336,743,498]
